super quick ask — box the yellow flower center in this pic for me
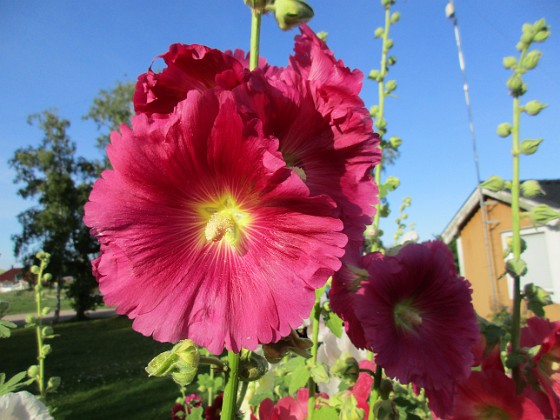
[198,194,251,248]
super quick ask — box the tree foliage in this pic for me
[9,111,100,320]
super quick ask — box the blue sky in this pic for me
[0,1,558,269]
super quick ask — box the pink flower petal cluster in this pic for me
[85,26,379,354]
[521,316,560,417]
[251,388,327,420]
[332,240,479,417]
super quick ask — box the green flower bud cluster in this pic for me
[238,351,268,381]
[145,340,200,387]
[331,357,360,385]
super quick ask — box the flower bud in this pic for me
[384,80,397,94]
[496,123,512,138]
[146,339,200,387]
[502,56,517,69]
[524,100,547,116]
[387,56,397,66]
[529,204,560,225]
[41,344,52,356]
[379,378,393,400]
[42,326,54,338]
[244,0,269,10]
[533,20,550,42]
[331,357,360,384]
[376,118,387,130]
[506,74,527,97]
[27,365,39,378]
[390,12,400,24]
[30,265,41,275]
[381,0,396,8]
[520,138,543,155]
[271,0,314,31]
[389,136,402,148]
[506,258,527,278]
[316,31,328,42]
[47,376,61,392]
[385,39,394,50]
[521,180,544,198]
[522,50,542,70]
[480,176,505,192]
[374,27,384,39]
[43,273,53,282]
[239,352,269,382]
[369,105,379,118]
[42,307,51,316]
[368,69,381,81]
[25,314,35,325]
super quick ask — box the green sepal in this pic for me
[374,27,384,39]
[368,70,381,81]
[506,258,527,278]
[145,339,200,387]
[507,74,527,97]
[270,0,314,31]
[524,283,553,317]
[480,175,505,192]
[384,80,397,94]
[47,376,61,392]
[390,12,400,24]
[42,307,52,316]
[521,180,544,197]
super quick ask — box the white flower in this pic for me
[0,391,53,420]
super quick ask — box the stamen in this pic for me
[205,212,235,242]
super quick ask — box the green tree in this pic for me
[84,81,135,166]
[9,111,100,320]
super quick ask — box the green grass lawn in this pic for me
[1,289,73,315]
[2,316,190,419]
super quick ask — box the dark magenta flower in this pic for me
[85,89,347,354]
[353,241,479,417]
[251,388,327,420]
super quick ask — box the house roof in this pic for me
[441,179,560,244]
[0,267,24,282]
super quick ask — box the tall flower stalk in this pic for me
[482,18,551,389]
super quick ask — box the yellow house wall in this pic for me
[459,200,560,320]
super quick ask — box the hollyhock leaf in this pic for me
[185,406,204,419]
[323,310,343,338]
[309,361,330,384]
[340,395,365,420]
[289,364,311,396]
[311,406,338,420]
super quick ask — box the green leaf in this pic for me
[288,363,311,395]
[520,138,543,155]
[185,406,204,420]
[0,371,28,396]
[323,310,343,338]
[311,406,339,420]
[309,361,330,384]
[0,320,17,339]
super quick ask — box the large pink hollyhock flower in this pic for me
[84,89,347,354]
[354,241,479,418]
[521,317,560,417]
[133,25,379,242]
[449,369,544,419]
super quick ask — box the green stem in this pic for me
[34,261,46,399]
[371,6,392,252]
[307,286,324,419]
[368,365,383,419]
[511,93,522,389]
[249,9,262,71]
[222,351,241,420]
